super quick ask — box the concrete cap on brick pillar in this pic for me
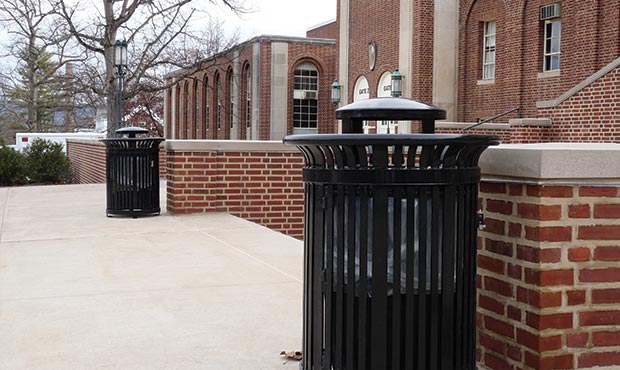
[480,143,620,181]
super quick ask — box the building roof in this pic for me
[166,34,336,79]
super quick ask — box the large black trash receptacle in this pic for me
[284,97,499,370]
[102,127,164,217]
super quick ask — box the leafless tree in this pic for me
[0,0,88,133]
[54,0,246,136]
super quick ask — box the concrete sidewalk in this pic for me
[0,184,303,370]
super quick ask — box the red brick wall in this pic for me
[67,139,167,184]
[306,21,338,39]
[477,181,620,370]
[67,140,106,184]
[411,0,435,102]
[436,124,551,144]
[459,0,620,122]
[165,142,305,239]
[344,0,435,103]
[538,63,620,143]
[347,0,400,99]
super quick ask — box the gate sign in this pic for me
[377,72,392,98]
[353,76,369,101]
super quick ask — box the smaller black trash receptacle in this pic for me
[101,127,164,217]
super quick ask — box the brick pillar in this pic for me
[477,143,620,370]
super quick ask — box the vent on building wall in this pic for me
[540,3,561,20]
[302,91,318,100]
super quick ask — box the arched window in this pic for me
[243,64,252,133]
[184,80,190,139]
[377,72,397,134]
[227,70,234,130]
[202,76,209,136]
[353,76,371,133]
[166,87,172,139]
[293,62,319,134]
[214,73,221,134]
[175,84,181,139]
[193,79,199,139]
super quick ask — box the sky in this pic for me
[210,0,337,39]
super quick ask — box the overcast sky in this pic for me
[214,0,337,39]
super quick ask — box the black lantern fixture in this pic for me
[391,68,402,98]
[331,79,341,106]
[113,39,128,135]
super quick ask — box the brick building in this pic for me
[164,31,337,141]
[337,0,620,141]
[166,1,620,141]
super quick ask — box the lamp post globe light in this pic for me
[391,68,402,98]
[331,79,341,106]
[114,39,128,135]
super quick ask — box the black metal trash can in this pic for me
[283,97,499,370]
[101,127,164,217]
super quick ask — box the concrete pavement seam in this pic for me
[199,230,302,283]
[0,188,10,242]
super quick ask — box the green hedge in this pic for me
[0,144,26,186]
[0,138,73,186]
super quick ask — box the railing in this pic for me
[461,107,520,132]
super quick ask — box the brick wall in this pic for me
[66,139,106,184]
[306,20,338,39]
[538,59,620,143]
[459,0,620,122]
[67,139,167,184]
[436,121,551,144]
[476,144,620,370]
[165,140,305,239]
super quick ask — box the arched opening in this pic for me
[293,62,319,134]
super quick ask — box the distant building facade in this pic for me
[337,0,620,141]
[166,1,620,142]
[164,34,337,140]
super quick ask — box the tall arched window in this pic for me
[193,79,199,139]
[175,84,181,139]
[184,80,190,139]
[214,73,221,135]
[202,76,209,137]
[243,64,252,135]
[166,87,172,139]
[293,62,319,134]
[227,70,234,130]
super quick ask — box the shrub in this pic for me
[22,138,72,184]
[0,144,26,186]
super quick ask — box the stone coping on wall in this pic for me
[480,143,620,184]
[68,138,167,148]
[436,121,510,130]
[164,139,298,153]
[536,55,620,108]
[507,118,551,127]
[66,138,105,146]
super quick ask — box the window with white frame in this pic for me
[543,19,561,71]
[293,62,319,129]
[482,21,496,80]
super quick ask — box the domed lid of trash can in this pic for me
[116,127,149,138]
[336,97,446,121]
